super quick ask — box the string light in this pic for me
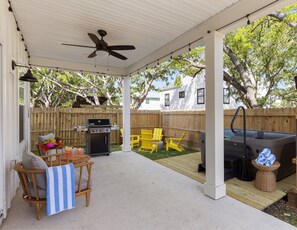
[8,0,12,11]
[128,0,278,77]
[7,0,30,58]
[7,0,279,78]
[246,14,251,25]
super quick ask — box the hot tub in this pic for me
[199,129,296,181]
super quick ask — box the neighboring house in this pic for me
[160,75,242,110]
[138,91,161,110]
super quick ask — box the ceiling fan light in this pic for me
[96,50,109,57]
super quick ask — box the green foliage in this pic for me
[224,2,297,107]
[174,75,181,86]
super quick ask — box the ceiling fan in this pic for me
[62,29,135,60]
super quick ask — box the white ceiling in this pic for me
[10,0,294,75]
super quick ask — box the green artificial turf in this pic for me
[110,144,123,152]
[110,144,196,161]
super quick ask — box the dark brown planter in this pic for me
[287,188,297,207]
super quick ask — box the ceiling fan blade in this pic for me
[108,45,135,50]
[88,33,101,45]
[88,51,97,58]
[109,50,127,60]
[62,43,95,48]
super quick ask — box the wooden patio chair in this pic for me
[138,128,163,153]
[165,131,187,152]
[14,150,93,220]
[120,129,140,148]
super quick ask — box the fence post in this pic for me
[55,107,59,137]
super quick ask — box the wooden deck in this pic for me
[155,152,295,210]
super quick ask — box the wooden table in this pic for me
[62,154,91,164]
[45,154,91,166]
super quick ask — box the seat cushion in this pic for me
[28,170,90,199]
[22,150,48,189]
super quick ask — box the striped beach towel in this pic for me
[46,163,75,216]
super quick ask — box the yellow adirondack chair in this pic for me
[138,128,162,153]
[165,131,187,152]
[120,129,140,148]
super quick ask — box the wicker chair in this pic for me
[14,152,93,220]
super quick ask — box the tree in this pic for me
[168,2,297,108]
[31,68,123,108]
[30,65,172,109]
[130,62,174,109]
[224,3,297,107]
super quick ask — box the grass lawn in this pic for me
[110,144,122,152]
[110,144,196,161]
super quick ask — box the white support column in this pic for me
[122,76,131,152]
[203,31,226,199]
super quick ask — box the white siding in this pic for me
[160,75,242,110]
[0,0,29,220]
[138,91,160,110]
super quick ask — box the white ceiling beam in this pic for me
[125,0,295,75]
[30,56,127,76]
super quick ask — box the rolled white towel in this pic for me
[261,148,271,158]
[255,148,276,166]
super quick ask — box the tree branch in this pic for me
[268,12,297,27]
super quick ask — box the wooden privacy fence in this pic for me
[30,108,160,150]
[31,107,297,150]
[161,108,297,149]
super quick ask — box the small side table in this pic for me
[251,160,280,192]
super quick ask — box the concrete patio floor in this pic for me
[2,151,295,230]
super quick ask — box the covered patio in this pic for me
[0,0,296,227]
[2,151,295,229]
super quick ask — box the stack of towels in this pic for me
[255,148,276,166]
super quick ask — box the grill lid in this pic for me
[86,118,110,126]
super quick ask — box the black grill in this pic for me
[86,118,111,156]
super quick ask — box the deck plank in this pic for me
[156,152,295,210]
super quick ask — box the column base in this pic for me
[204,182,226,200]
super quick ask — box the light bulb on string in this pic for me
[246,14,250,25]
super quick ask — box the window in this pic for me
[179,91,185,98]
[146,98,150,104]
[165,93,170,106]
[19,81,25,143]
[197,88,204,104]
[223,88,230,104]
